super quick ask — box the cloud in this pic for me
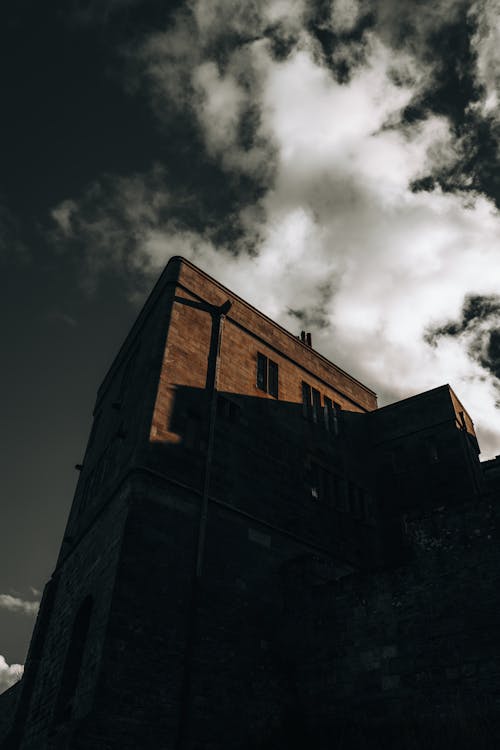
[328,0,363,35]
[50,166,177,292]
[0,594,40,616]
[426,294,500,387]
[0,655,23,694]
[50,0,500,457]
[469,0,500,118]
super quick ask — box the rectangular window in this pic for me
[257,353,267,391]
[268,360,279,398]
[428,441,439,463]
[324,396,332,431]
[310,463,337,504]
[310,462,320,500]
[257,353,279,398]
[332,401,341,435]
[302,381,312,418]
[217,396,241,423]
[312,388,321,423]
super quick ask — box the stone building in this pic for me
[1,256,499,749]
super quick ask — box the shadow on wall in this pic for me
[146,384,390,569]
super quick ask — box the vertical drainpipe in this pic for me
[196,300,230,577]
[176,298,231,750]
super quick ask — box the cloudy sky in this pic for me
[2,0,500,689]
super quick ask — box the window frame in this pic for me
[256,353,279,398]
[268,360,279,399]
[256,353,268,392]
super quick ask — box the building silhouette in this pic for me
[2,256,500,749]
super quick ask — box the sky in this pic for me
[2,0,500,691]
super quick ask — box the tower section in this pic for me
[5,256,381,750]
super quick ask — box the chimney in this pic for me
[300,331,312,347]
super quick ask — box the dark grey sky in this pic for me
[2,0,500,686]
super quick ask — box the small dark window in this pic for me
[217,396,241,423]
[332,402,341,435]
[257,353,267,391]
[309,462,322,500]
[268,360,279,398]
[302,382,312,418]
[312,388,321,423]
[310,463,338,504]
[257,354,279,398]
[53,597,93,726]
[324,397,332,430]
[428,441,439,463]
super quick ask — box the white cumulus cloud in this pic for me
[469,0,500,120]
[0,655,23,694]
[51,0,500,457]
[0,594,40,616]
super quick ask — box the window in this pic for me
[310,461,321,500]
[312,388,321,423]
[428,440,439,463]
[217,396,241,423]
[256,354,279,398]
[309,462,335,505]
[324,396,332,430]
[268,360,279,399]
[257,353,267,391]
[302,381,312,418]
[53,597,93,726]
[332,402,341,434]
